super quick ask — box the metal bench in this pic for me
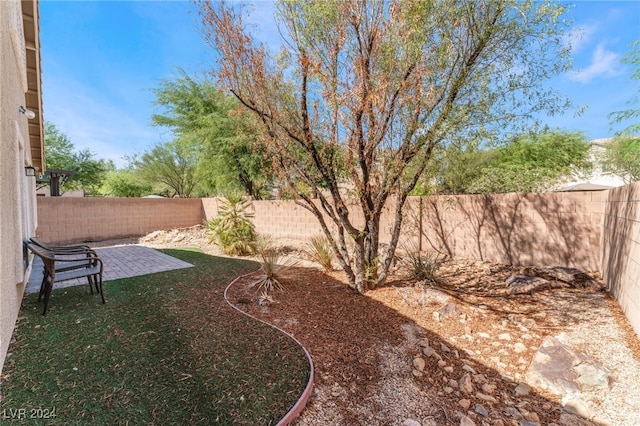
[26,242,105,315]
[29,237,92,254]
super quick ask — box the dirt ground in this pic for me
[138,226,640,426]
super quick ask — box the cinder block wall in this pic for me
[420,191,605,271]
[202,197,419,247]
[601,182,640,336]
[36,197,203,243]
[203,198,334,240]
[40,193,603,270]
[202,192,603,270]
[35,189,640,336]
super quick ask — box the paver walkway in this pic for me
[26,245,193,294]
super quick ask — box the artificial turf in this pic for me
[1,249,309,425]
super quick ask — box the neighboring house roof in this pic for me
[556,183,613,192]
[590,138,614,147]
[22,0,44,173]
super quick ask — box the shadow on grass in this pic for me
[1,249,309,425]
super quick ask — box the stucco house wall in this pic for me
[0,0,42,374]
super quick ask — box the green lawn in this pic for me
[1,249,309,425]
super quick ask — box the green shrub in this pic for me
[305,235,334,271]
[207,193,257,255]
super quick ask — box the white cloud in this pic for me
[564,23,598,54]
[569,43,621,84]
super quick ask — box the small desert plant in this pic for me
[207,193,257,255]
[251,235,297,294]
[400,241,446,282]
[365,257,381,283]
[253,250,285,293]
[305,235,334,271]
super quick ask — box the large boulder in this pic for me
[504,275,550,295]
[525,336,614,396]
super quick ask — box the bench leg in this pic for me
[38,270,49,303]
[97,274,105,304]
[42,278,53,316]
[87,275,95,294]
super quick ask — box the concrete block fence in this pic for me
[601,182,640,337]
[37,184,640,336]
[36,197,202,244]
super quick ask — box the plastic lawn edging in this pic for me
[224,273,315,425]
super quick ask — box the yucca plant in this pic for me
[400,241,446,282]
[305,235,334,272]
[207,193,257,255]
[251,235,297,294]
[252,249,285,293]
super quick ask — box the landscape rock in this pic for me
[525,336,614,396]
[518,421,541,426]
[558,412,594,426]
[505,275,550,295]
[476,392,498,403]
[472,374,487,384]
[513,342,527,353]
[535,266,603,290]
[460,373,474,394]
[504,407,523,419]
[514,383,531,396]
[460,415,476,426]
[475,404,488,417]
[422,346,436,357]
[563,398,592,419]
[524,411,540,422]
[440,342,452,353]
[459,399,471,410]
[481,383,497,394]
[413,356,426,372]
[436,302,462,320]
[402,419,422,426]
[463,364,477,374]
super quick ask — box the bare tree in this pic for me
[199,0,571,293]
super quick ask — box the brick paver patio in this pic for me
[26,245,193,293]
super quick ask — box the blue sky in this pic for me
[40,1,640,168]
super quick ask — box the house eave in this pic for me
[22,0,44,173]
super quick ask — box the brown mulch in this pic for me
[226,262,640,426]
[134,227,640,425]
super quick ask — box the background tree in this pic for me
[44,121,110,195]
[609,40,640,136]
[200,0,572,292]
[99,169,154,197]
[470,130,590,193]
[602,137,640,183]
[413,130,590,194]
[605,41,639,183]
[151,71,272,198]
[128,139,200,198]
